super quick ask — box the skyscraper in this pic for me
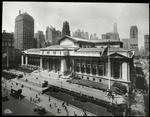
[122,26,138,55]
[144,34,149,55]
[130,26,138,38]
[46,26,52,43]
[101,23,120,40]
[46,26,61,45]
[14,10,34,51]
[84,32,89,39]
[61,21,70,37]
[34,31,45,48]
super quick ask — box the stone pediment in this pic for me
[110,52,128,59]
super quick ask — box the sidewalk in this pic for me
[32,71,125,104]
[2,77,96,116]
[7,69,125,105]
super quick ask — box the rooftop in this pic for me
[41,45,79,51]
[58,35,123,44]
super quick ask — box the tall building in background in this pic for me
[14,10,34,51]
[101,23,120,41]
[122,26,138,55]
[84,32,89,39]
[61,21,70,37]
[130,26,138,38]
[14,10,34,65]
[34,31,45,48]
[46,26,61,45]
[46,26,52,43]
[2,30,15,68]
[144,34,149,55]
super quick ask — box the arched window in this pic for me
[79,44,82,48]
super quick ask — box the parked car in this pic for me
[42,80,48,87]
[17,74,23,79]
[33,106,46,115]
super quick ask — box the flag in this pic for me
[100,46,108,60]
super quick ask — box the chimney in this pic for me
[19,10,21,15]
[114,23,117,34]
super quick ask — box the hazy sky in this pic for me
[2,2,149,48]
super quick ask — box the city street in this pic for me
[9,69,125,104]
[2,87,54,116]
[2,76,96,116]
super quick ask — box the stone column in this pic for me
[25,56,28,66]
[72,59,74,72]
[74,59,76,72]
[53,59,55,72]
[120,62,122,79]
[40,57,43,70]
[47,59,49,71]
[127,62,130,82]
[90,60,92,75]
[79,59,81,73]
[96,60,99,76]
[21,55,24,66]
[85,60,87,74]
[61,59,67,75]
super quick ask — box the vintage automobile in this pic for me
[17,74,23,79]
[42,80,48,87]
[33,106,46,115]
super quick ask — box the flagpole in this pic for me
[7,47,9,68]
[108,40,110,90]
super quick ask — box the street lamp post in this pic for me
[108,40,110,90]
[61,81,62,88]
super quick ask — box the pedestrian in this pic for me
[33,98,34,103]
[30,97,32,101]
[38,98,40,102]
[62,101,65,106]
[66,108,68,113]
[74,111,76,115]
[57,108,59,113]
[55,103,57,107]
[11,86,12,89]
[49,104,52,108]
[49,96,51,102]
[36,94,38,98]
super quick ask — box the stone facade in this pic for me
[21,36,135,89]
